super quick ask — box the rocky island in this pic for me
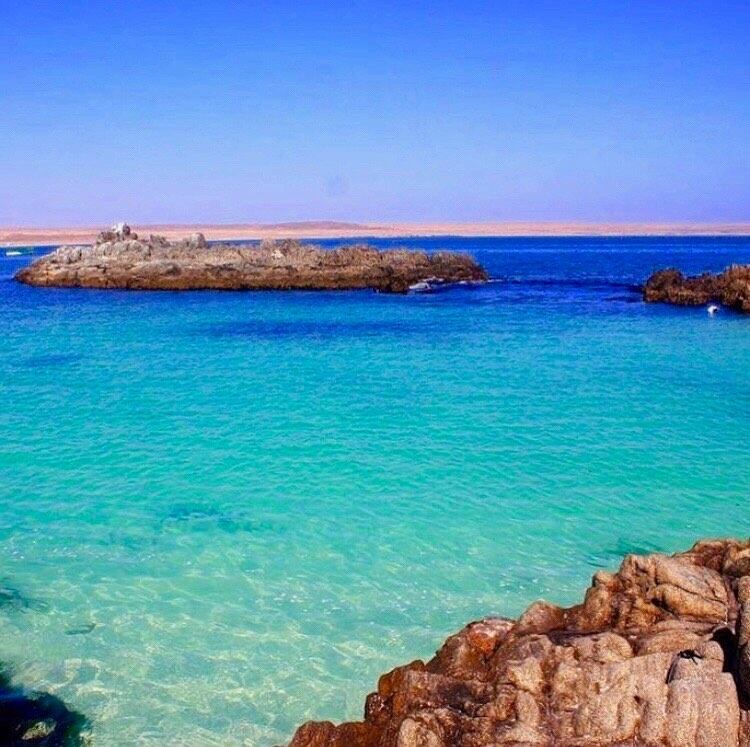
[285,539,750,747]
[15,224,487,294]
[644,265,750,313]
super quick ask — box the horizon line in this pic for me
[2,220,750,247]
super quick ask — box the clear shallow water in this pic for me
[1,236,749,745]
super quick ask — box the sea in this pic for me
[1,236,749,745]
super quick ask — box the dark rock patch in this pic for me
[643,265,750,313]
[162,504,273,535]
[19,354,82,370]
[0,666,88,746]
[200,318,424,340]
[64,623,97,637]
[0,581,47,614]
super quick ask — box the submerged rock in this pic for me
[643,265,750,312]
[15,233,487,294]
[0,666,88,745]
[0,580,47,614]
[285,539,750,746]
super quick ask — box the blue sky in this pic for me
[1,1,748,225]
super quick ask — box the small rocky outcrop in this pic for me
[643,266,750,312]
[0,666,89,745]
[15,229,487,294]
[285,539,750,747]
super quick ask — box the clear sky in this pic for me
[1,1,748,225]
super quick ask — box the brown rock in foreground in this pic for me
[286,539,750,747]
[14,226,487,294]
[643,265,750,312]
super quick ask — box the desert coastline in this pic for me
[3,220,750,247]
[4,0,749,744]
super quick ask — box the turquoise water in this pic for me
[1,236,750,745]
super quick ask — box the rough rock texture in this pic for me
[15,230,487,294]
[286,540,750,747]
[643,266,750,312]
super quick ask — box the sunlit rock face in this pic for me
[286,539,750,747]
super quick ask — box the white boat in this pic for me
[707,304,719,315]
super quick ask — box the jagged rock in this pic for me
[643,265,750,312]
[15,234,487,294]
[187,232,207,249]
[286,539,750,747]
[111,222,130,237]
[95,222,136,245]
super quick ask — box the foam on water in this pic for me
[1,237,750,744]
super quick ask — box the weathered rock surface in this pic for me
[643,266,750,312]
[286,539,750,747]
[15,231,487,294]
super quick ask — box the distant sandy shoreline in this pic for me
[2,221,750,247]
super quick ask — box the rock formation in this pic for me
[285,539,750,746]
[15,231,487,294]
[0,666,88,745]
[643,266,750,313]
